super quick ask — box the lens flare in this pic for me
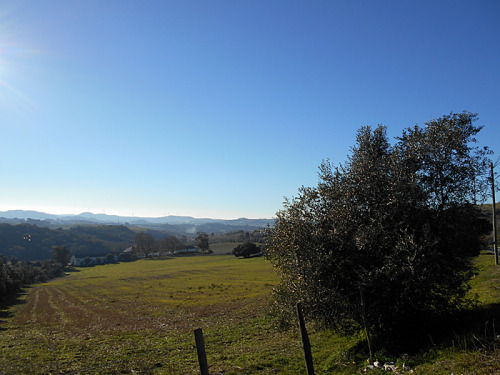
[0,6,45,113]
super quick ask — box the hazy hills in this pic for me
[0,210,273,235]
[0,210,274,261]
[0,223,135,260]
[0,210,272,226]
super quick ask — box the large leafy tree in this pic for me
[266,112,491,347]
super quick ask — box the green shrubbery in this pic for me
[0,258,65,300]
[266,112,493,351]
[232,242,261,258]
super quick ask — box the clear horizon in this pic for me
[0,206,273,220]
[1,1,499,219]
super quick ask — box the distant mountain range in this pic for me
[0,210,274,234]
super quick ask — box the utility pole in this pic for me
[491,162,498,266]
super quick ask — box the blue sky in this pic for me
[0,0,499,219]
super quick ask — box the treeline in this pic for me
[0,223,268,262]
[0,216,271,237]
[130,230,266,257]
[0,258,65,301]
[209,230,264,244]
[131,232,192,257]
[0,224,135,260]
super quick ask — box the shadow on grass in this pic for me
[0,289,28,331]
[143,256,175,261]
[330,302,500,365]
[368,302,500,356]
[445,302,500,350]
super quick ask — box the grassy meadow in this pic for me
[208,242,242,255]
[0,252,499,374]
[0,255,317,374]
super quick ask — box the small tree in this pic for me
[52,246,70,268]
[105,253,117,264]
[196,232,210,253]
[159,236,184,255]
[118,252,137,262]
[82,257,92,267]
[232,242,261,258]
[134,232,157,257]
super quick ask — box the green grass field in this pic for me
[0,253,499,374]
[0,256,308,374]
[209,242,242,255]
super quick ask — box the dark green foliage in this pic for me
[68,225,135,257]
[68,225,136,242]
[210,229,265,244]
[0,224,134,260]
[51,245,70,267]
[195,222,266,234]
[266,112,492,349]
[196,232,210,253]
[232,242,261,258]
[105,253,118,264]
[0,258,65,301]
[118,252,137,262]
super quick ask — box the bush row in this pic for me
[0,258,65,301]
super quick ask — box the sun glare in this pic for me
[0,39,21,108]
[0,45,9,87]
[0,5,43,113]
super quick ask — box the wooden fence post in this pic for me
[296,302,315,375]
[491,162,498,266]
[194,328,209,375]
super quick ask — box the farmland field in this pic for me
[208,242,242,255]
[0,255,357,374]
[1,253,499,374]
